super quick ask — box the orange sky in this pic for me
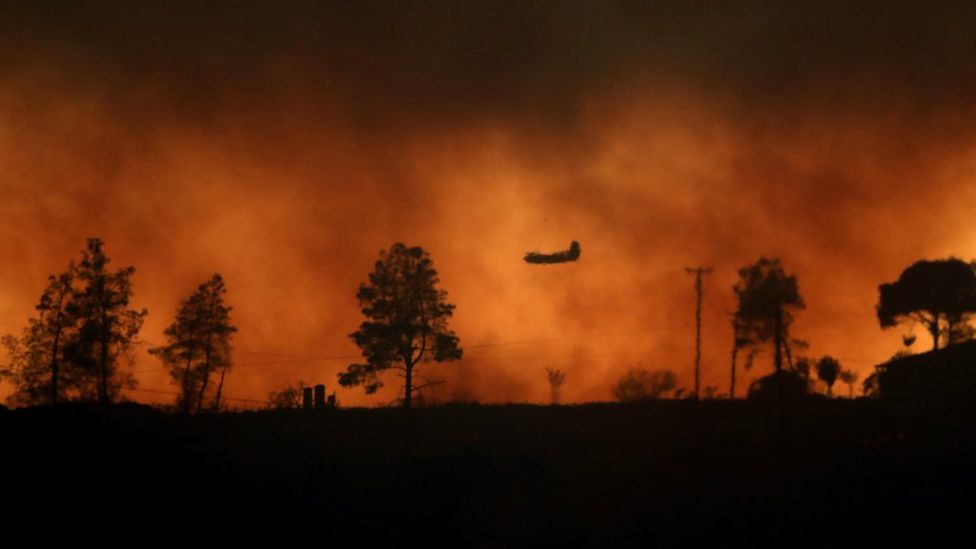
[2,2,976,406]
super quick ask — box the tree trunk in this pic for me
[693,273,702,400]
[99,313,111,405]
[196,350,212,414]
[213,368,226,412]
[50,356,59,405]
[774,307,783,373]
[930,313,940,351]
[197,297,217,413]
[404,333,426,410]
[50,321,62,406]
[404,360,413,410]
[730,344,738,399]
[182,351,194,414]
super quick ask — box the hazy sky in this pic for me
[3,1,976,406]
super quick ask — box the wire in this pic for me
[122,386,269,405]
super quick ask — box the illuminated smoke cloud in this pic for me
[2,2,976,405]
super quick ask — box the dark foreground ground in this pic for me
[2,399,974,546]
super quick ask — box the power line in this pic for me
[234,355,359,367]
[125,325,736,373]
[129,354,359,373]
[122,386,269,406]
[119,349,886,408]
[128,344,885,371]
[463,326,702,348]
[236,351,344,358]
[109,320,896,404]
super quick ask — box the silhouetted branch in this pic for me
[410,380,445,393]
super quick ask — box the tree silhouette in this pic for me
[150,274,236,413]
[64,238,147,404]
[747,369,809,401]
[267,380,307,410]
[2,269,76,406]
[338,243,462,409]
[815,356,841,397]
[732,257,805,375]
[877,258,976,350]
[612,368,677,402]
[546,367,566,405]
[792,355,821,394]
[729,314,759,399]
[864,351,912,398]
[729,316,741,399]
[862,369,881,398]
[3,239,146,406]
[947,312,976,344]
[838,369,859,398]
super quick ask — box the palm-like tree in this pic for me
[546,368,566,405]
[838,369,859,398]
[815,356,841,397]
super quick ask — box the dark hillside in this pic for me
[2,401,973,545]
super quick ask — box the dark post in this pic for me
[302,387,313,410]
[314,384,326,410]
[685,266,713,399]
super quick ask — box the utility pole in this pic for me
[685,266,713,400]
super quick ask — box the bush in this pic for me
[747,370,809,401]
[613,368,678,402]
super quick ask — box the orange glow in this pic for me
[1,5,974,407]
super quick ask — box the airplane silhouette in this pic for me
[524,241,581,265]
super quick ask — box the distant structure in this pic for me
[685,266,713,399]
[301,383,337,411]
[875,340,976,404]
[524,241,581,265]
[314,384,326,409]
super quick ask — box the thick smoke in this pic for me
[2,2,976,405]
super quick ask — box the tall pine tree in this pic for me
[339,243,462,409]
[3,239,146,406]
[65,238,147,404]
[2,269,76,406]
[150,274,236,413]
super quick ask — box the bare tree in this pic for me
[613,368,677,402]
[546,367,566,405]
[839,369,859,398]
